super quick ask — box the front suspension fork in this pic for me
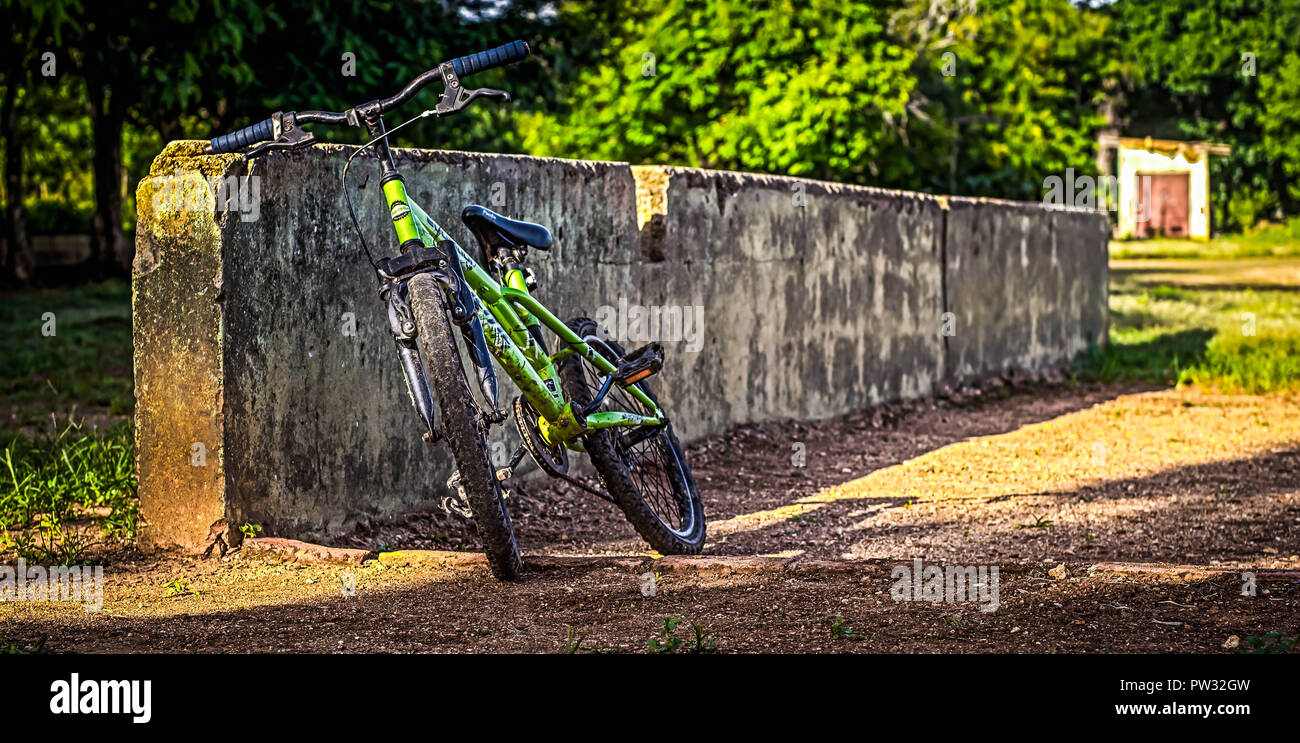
[383,280,439,442]
[380,251,504,443]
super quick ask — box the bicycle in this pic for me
[207,41,705,580]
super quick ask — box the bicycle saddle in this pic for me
[462,205,552,252]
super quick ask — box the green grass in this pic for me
[645,616,719,653]
[0,634,50,654]
[0,421,138,564]
[1109,221,1300,260]
[1078,261,1300,393]
[0,280,134,428]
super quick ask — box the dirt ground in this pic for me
[3,381,1298,653]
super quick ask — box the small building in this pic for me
[1098,135,1231,240]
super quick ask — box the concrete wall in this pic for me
[133,142,1107,549]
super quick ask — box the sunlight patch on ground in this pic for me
[818,388,1300,507]
[707,388,1300,542]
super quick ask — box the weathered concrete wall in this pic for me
[943,198,1109,380]
[134,142,1107,549]
[630,166,947,435]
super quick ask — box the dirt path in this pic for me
[3,382,1298,653]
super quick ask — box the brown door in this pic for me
[1135,172,1190,238]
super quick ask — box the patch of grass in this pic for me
[1180,331,1300,393]
[563,625,587,654]
[1078,260,1300,392]
[1,633,49,654]
[1016,514,1055,529]
[1110,223,1300,260]
[646,616,719,654]
[0,280,133,427]
[0,421,138,564]
[162,576,193,597]
[830,614,870,641]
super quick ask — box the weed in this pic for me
[163,576,193,597]
[1016,514,1054,529]
[563,625,587,654]
[1,421,137,564]
[830,614,869,641]
[646,616,720,654]
[647,616,684,653]
[1,633,49,654]
[1234,631,1296,654]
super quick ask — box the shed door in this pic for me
[1136,172,1190,238]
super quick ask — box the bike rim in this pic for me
[579,334,697,538]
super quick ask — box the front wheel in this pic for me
[556,318,705,554]
[408,274,523,580]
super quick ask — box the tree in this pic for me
[902,0,1125,200]
[519,0,921,184]
[68,1,271,275]
[2,0,82,284]
[518,0,1123,199]
[1109,0,1300,229]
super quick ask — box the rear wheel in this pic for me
[556,318,705,554]
[408,274,523,580]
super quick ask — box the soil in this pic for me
[3,381,1298,653]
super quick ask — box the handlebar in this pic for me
[209,117,274,155]
[207,40,531,155]
[450,40,530,77]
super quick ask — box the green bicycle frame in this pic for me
[388,189,665,448]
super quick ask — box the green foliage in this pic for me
[914,0,1123,198]
[1110,0,1300,228]
[646,616,685,653]
[1227,186,1279,233]
[524,0,916,183]
[645,616,718,653]
[162,576,193,597]
[1016,514,1055,529]
[521,0,1120,198]
[25,198,92,235]
[1180,330,1300,394]
[0,633,50,654]
[830,614,869,641]
[1233,631,1296,654]
[0,421,138,564]
[1109,227,1300,259]
[0,280,133,422]
[562,624,587,654]
[1080,261,1300,392]
[7,0,1300,251]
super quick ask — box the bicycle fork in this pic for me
[383,279,440,443]
[379,251,506,445]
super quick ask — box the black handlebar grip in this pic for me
[209,117,275,154]
[450,40,530,78]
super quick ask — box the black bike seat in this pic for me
[461,205,552,251]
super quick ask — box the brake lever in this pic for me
[434,64,511,116]
[244,123,316,160]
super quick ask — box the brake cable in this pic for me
[341,109,436,271]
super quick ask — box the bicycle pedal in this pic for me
[614,342,664,386]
